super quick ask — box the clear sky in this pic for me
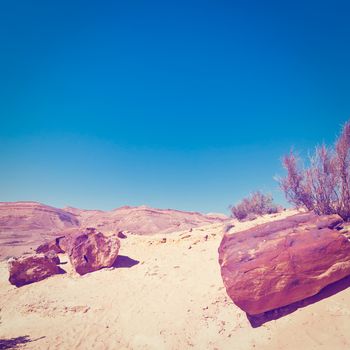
[1,0,350,213]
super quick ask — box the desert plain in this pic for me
[1,206,350,350]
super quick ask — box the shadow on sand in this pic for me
[247,274,350,328]
[0,336,45,349]
[112,255,139,269]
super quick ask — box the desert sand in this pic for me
[1,210,350,350]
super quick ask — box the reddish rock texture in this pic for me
[8,254,65,287]
[44,251,60,265]
[36,236,65,254]
[218,213,350,315]
[65,229,121,275]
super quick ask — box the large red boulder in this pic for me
[64,228,121,275]
[8,253,65,287]
[218,213,350,315]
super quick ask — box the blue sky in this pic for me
[1,0,350,213]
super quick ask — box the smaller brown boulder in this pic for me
[66,229,121,275]
[8,254,65,287]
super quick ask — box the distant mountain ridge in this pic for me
[0,201,79,232]
[0,201,228,236]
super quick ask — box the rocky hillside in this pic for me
[0,202,79,232]
[63,205,228,235]
[0,201,228,259]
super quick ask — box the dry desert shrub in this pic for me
[279,120,350,221]
[230,191,280,221]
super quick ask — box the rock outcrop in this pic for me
[8,253,65,287]
[64,229,121,275]
[218,213,350,315]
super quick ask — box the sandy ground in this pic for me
[1,210,350,350]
